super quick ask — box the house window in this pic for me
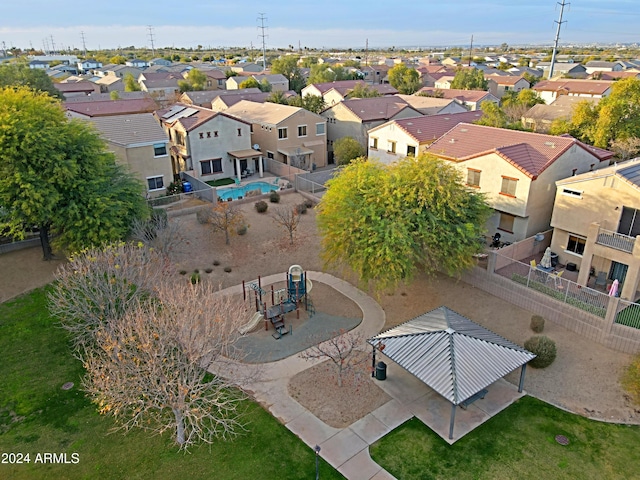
[498,212,515,233]
[200,158,222,175]
[214,131,219,137]
[316,123,325,135]
[566,234,586,255]
[387,141,396,154]
[298,125,307,137]
[562,188,582,198]
[153,143,167,157]
[237,128,242,136]
[199,132,204,139]
[175,131,185,146]
[500,176,518,197]
[370,137,378,149]
[206,132,211,138]
[407,145,416,157]
[267,151,274,159]
[467,168,481,187]
[147,176,164,191]
[278,127,288,139]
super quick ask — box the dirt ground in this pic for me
[1,191,639,426]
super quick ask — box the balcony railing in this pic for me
[596,228,635,253]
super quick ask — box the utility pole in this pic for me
[80,31,87,57]
[468,34,474,66]
[548,0,569,80]
[50,35,56,54]
[365,38,369,68]
[1,41,6,58]
[257,13,268,72]
[147,25,156,58]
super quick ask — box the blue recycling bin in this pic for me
[182,181,192,193]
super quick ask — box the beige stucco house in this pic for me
[321,96,422,159]
[155,104,259,183]
[426,124,614,242]
[87,113,172,198]
[223,100,327,169]
[549,159,640,300]
[487,76,530,99]
[417,88,499,111]
[367,110,484,164]
[532,79,613,104]
[302,80,398,106]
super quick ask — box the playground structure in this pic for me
[240,265,314,339]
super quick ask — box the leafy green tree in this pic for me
[0,87,147,259]
[308,63,337,84]
[239,77,260,89]
[475,101,508,128]
[123,72,141,91]
[178,69,208,92]
[288,94,326,114]
[266,90,289,104]
[500,89,545,125]
[450,68,488,90]
[259,78,272,92]
[300,57,318,68]
[348,83,381,98]
[270,56,306,93]
[387,64,421,94]
[333,137,365,165]
[0,63,62,99]
[317,156,492,290]
[109,55,127,65]
[110,90,120,100]
[591,78,640,148]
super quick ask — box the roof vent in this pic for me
[545,141,555,148]
[460,128,468,132]
[449,138,456,143]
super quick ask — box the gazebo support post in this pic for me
[518,364,527,393]
[449,403,456,440]
[371,345,376,378]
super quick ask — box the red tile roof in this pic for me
[54,81,98,93]
[337,96,416,122]
[427,123,612,178]
[488,76,528,86]
[308,80,362,95]
[64,98,158,117]
[377,111,485,143]
[533,79,613,95]
[417,88,495,103]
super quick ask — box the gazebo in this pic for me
[368,306,536,439]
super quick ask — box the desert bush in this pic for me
[179,270,187,275]
[224,266,232,273]
[269,191,280,203]
[204,268,213,273]
[213,260,220,266]
[303,199,313,209]
[622,353,640,405]
[190,272,201,284]
[296,203,307,214]
[196,208,209,224]
[530,315,545,333]
[524,335,557,368]
[237,225,248,235]
[255,201,268,213]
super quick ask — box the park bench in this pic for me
[459,388,488,410]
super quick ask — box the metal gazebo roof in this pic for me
[368,306,535,406]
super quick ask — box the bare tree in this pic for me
[300,330,367,387]
[80,281,251,449]
[610,137,640,161]
[129,212,187,259]
[49,242,170,349]
[201,203,245,245]
[273,206,301,245]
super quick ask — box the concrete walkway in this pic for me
[219,272,525,480]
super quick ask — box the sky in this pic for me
[2,1,639,52]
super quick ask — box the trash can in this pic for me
[375,361,387,381]
[550,252,558,267]
[182,181,192,193]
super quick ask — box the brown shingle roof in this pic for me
[427,123,612,178]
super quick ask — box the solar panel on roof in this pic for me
[161,105,186,119]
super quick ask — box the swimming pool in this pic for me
[217,181,279,201]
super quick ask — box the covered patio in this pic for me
[368,306,535,443]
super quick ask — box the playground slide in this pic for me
[306,278,313,295]
[239,311,263,335]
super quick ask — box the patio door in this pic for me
[618,207,640,237]
[609,261,628,285]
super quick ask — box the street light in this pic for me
[315,445,321,480]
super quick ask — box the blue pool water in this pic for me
[217,181,278,201]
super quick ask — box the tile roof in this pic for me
[533,79,613,95]
[307,80,362,95]
[427,123,612,178]
[524,96,600,122]
[592,71,640,80]
[394,94,460,115]
[223,100,309,125]
[417,88,495,103]
[337,96,417,122]
[213,92,272,108]
[64,98,158,117]
[63,91,152,103]
[372,110,485,143]
[557,157,640,190]
[54,81,98,92]
[488,75,528,86]
[87,113,168,147]
[156,103,228,132]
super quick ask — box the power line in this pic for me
[257,13,268,72]
[549,0,569,80]
[80,31,87,57]
[147,25,156,58]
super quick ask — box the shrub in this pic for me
[622,353,640,405]
[190,272,201,284]
[296,203,307,214]
[255,201,268,213]
[530,315,545,333]
[269,191,280,203]
[196,208,209,224]
[213,260,220,266]
[178,270,187,275]
[204,268,213,273]
[524,335,557,369]
[223,266,232,273]
[237,225,248,235]
[303,199,313,209]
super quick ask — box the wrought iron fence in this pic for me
[494,254,609,318]
[615,298,640,329]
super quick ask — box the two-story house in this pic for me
[417,88,499,111]
[487,76,530,99]
[321,96,422,160]
[155,104,258,182]
[426,124,613,242]
[367,110,485,164]
[550,159,640,300]
[533,79,613,104]
[223,100,327,169]
[301,80,397,106]
[87,113,172,198]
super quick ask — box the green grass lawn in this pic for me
[370,396,640,480]
[206,178,236,187]
[0,288,343,480]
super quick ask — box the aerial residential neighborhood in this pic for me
[3,3,640,478]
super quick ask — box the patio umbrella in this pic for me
[608,279,619,297]
[540,247,552,269]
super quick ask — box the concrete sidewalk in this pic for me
[223,272,524,480]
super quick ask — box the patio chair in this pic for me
[530,259,537,269]
[595,271,607,289]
